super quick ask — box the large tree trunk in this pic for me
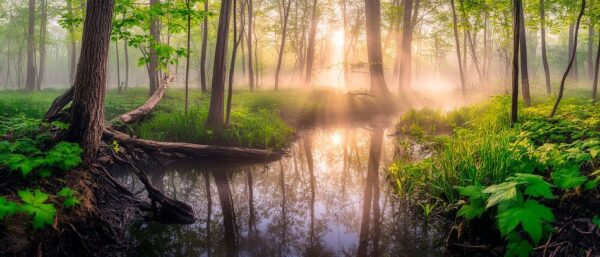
[551,0,585,117]
[540,0,551,94]
[25,0,36,91]
[67,0,115,164]
[518,5,531,106]
[365,0,389,96]
[36,0,48,90]
[511,0,522,126]
[247,0,255,90]
[593,27,599,100]
[206,0,233,129]
[148,0,161,95]
[398,0,413,91]
[304,0,319,86]
[274,0,292,90]
[200,0,209,92]
[450,0,466,93]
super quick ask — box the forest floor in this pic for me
[389,94,600,256]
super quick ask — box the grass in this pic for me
[0,87,395,150]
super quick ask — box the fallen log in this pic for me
[104,129,283,162]
[44,86,74,121]
[116,74,174,125]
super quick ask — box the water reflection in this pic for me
[126,127,446,257]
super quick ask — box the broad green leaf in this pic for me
[593,215,600,228]
[483,182,518,208]
[57,187,80,208]
[505,233,533,257]
[551,165,588,190]
[497,199,554,244]
[510,174,554,199]
[0,197,17,219]
[18,189,56,229]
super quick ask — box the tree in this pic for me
[36,0,48,90]
[226,0,246,126]
[540,0,551,94]
[200,0,209,92]
[364,0,389,96]
[148,0,161,95]
[274,0,292,90]
[450,0,466,93]
[25,0,36,91]
[398,0,420,91]
[247,0,255,90]
[550,0,586,117]
[593,26,599,100]
[511,0,522,126]
[304,0,318,86]
[185,0,192,113]
[518,2,531,106]
[206,0,233,129]
[67,0,115,163]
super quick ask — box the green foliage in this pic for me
[0,197,17,220]
[551,165,588,190]
[18,189,56,229]
[57,187,80,208]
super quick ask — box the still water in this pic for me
[119,126,447,257]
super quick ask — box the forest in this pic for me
[0,0,599,256]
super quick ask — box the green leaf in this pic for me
[505,233,533,257]
[497,199,554,244]
[57,187,80,208]
[551,165,588,190]
[18,189,56,229]
[0,197,17,219]
[483,182,518,208]
[510,174,554,199]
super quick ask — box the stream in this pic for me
[117,126,447,257]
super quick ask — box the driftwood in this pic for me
[116,74,174,124]
[104,129,283,162]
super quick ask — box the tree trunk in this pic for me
[466,31,484,84]
[518,5,531,106]
[116,40,122,93]
[568,24,579,80]
[200,0,209,92]
[124,39,129,90]
[274,0,292,90]
[398,0,413,91]
[304,0,319,86]
[67,0,115,164]
[342,0,350,86]
[247,0,255,90]
[588,23,594,80]
[593,27,599,100]
[25,0,36,91]
[365,0,389,96]
[36,0,48,90]
[148,0,161,95]
[213,171,239,257]
[511,0,522,126]
[185,0,191,113]
[540,0,551,94]
[67,1,77,85]
[226,0,245,126]
[206,0,233,129]
[550,0,585,117]
[450,0,466,93]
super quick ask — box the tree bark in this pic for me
[148,0,161,95]
[550,0,585,117]
[450,0,466,93]
[588,23,595,80]
[200,0,209,92]
[185,0,191,113]
[116,40,122,93]
[398,0,413,91]
[304,0,319,86]
[36,0,48,90]
[540,0,551,94]
[511,0,522,126]
[593,27,599,100]
[518,5,531,106]
[118,75,174,124]
[365,0,389,96]
[226,0,245,126]
[67,1,77,86]
[274,0,292,90]
[247,0,255,90]
[25,0,36,91]
[206,0,233,129]
[124,39,129,90]
[67,0,115,164]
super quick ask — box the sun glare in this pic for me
[331,29,344,48]
[330,132,343,145]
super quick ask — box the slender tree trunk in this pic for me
[116,40,122,93]
[568,24,579,80]
[304,0,319,86]
[342,0,350,86]
[274,0,292,90]
[66,1,77,85]
[200,0,209,92]
[148,0,161,95]
[518,5,531,106]
[588,23,594,80]
[206,0,233,129]
[450,0,466,93]
[540,0,551,94]
[36,0,47,90]
[398,0,413,91]
[226,0,245,126]
[124,39,129,90]
[466,31,484,84]
[185,0,191,113]
[67,0,115,164]
[364,0,389,96]
[247,0,255,90]
[511,0,522,125]
[551,0,585,117]
[213,172,239,257]
[593,27,600,100]
[25,0,36,91]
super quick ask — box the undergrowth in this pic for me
[389,96,600,257]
